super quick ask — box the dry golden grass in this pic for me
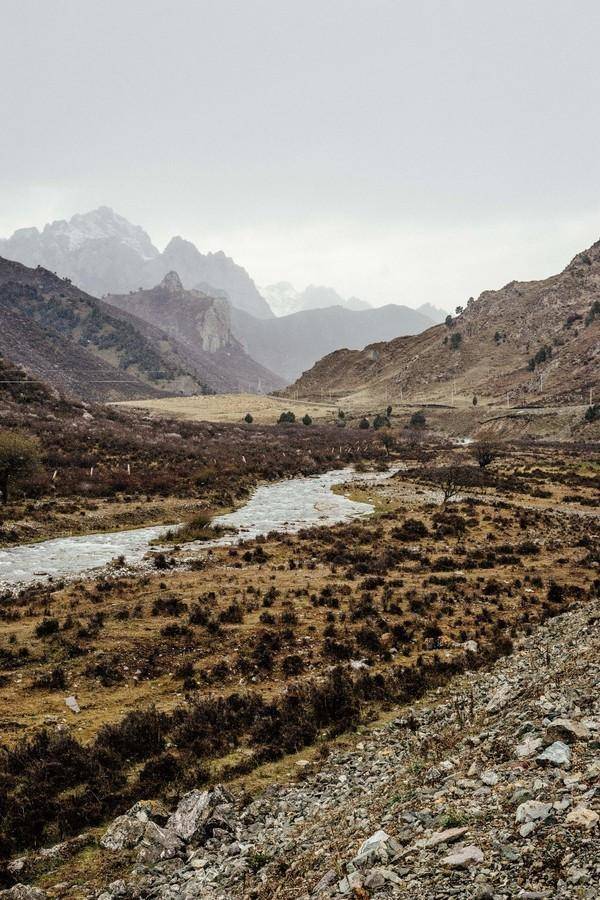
[114,392,339,424]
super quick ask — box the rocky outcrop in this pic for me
[0,887,48,899]
[6,834,94,882]
[0,257,211,401]
[108,273,236,354]
[107,274,284,392]
[99,788,236,868]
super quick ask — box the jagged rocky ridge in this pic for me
[106,273,284,392]
[0,208,272,319]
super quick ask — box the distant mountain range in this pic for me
[285,240,600,407]
[261,281,448,323]
[0,207,272,319]
[0,208,447,391]
[231,303,434,382]
[261,282,371,317]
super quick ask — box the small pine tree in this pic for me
[373,414,389,429]
[358,417,370,429]
[410,411,426,428]
[244,413,253,424]
[472,395,478,406]
[278,410,296,424]
[584,403,599,423]
[302,413,312,426]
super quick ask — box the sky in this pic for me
[2,0,600,310]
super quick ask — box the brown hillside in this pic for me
[286,240,600,407]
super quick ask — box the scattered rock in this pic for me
[546,717,591,743]
[64,695,80,714]
[0,888,48,900]
[416,826,468,848]
[565,805,599,830]
[82,599,600,900]
[536,740,571,768]
[441,844,484,867]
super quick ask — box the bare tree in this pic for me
[380,432,395,456]
[471,441,497,469]
[440,466,464,506]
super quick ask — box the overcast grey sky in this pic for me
[2,0,600,309]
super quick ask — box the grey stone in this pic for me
[0,889,48,900]
[515,800,552,825]
[536,740,571,768]
[338,871,363,893]
[166,786,234,843]
[100,814,146,851]
[312,869,337,893]
[441,844,484,867]
[416,826,468,848]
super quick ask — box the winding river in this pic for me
[0,467,393,589]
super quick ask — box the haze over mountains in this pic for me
[230,303,433,382]
[0,207,273,319]
[262,282,372,317]
[1,208,598,408]
[0,258,283,401]
[286,240,600,407]
[0,208,448,387]
[262,281,448,324]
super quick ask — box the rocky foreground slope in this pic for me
[6,597,598,899]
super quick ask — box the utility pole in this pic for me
[539,373,544,393]
[590,387,594,406]
[506,392,510,409]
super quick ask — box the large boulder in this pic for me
[166,786,235,844]
[136,821,184,865]
[100,814,146,852]
[0,887,48,900]
[100,800,183,863]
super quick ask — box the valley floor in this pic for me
[0,440,597,899]
[114,393,338,425]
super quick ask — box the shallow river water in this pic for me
[0,467,393,589]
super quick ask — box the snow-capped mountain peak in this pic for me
[40,206,159,259]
